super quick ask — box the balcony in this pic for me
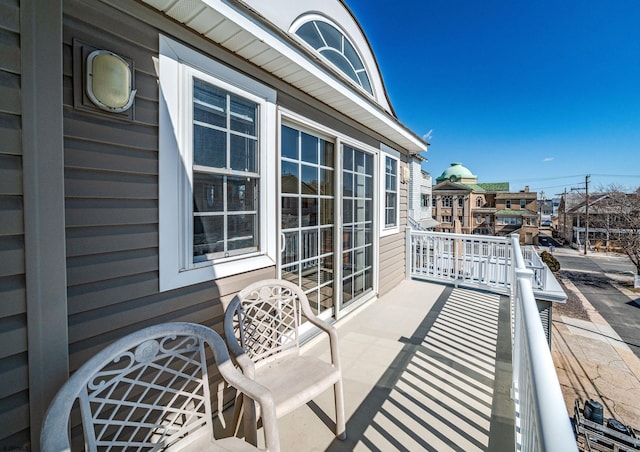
[258,231,576,451]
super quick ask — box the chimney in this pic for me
[524,185,530,193]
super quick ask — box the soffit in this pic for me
[142,0,427,153]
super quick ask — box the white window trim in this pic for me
[159,35,277,292]
[380,144,400,237]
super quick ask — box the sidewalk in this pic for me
[552,276,640,429]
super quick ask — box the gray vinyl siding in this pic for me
[62,0,277,375]
[379,162,409,296]
[0,0,29,446]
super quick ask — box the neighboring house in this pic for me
[494,187,539,245]
[557,192,601,246]
[408,153,438,229]
[557,191,631,251]
[1,0,428,446]
[431,162,509,235]
[431,163,538,244]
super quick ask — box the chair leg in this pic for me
[232,393,244,437]
[334,379,346,440]
[243,393,258,446]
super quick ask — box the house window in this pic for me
[485,214,491,224]
[476,197,483,207]
[384,157,398,228]
[159,36,277,291]
[442,215,452,223]
[458,197,464,208]
[477,214,482,224]
[432,197,437,208]
[421,194,430,207]
[505,199,511,209]
[442,196,452,207]
[293,18,373,95]
[520,199,526,209]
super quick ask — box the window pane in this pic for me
[227,177,257,211]
[282,231,298,265]
[320,140,334,167]
[281,161,299,194]
[282,264,299,286]
[296,22,324,49]
[322,50,359,82]
[194,79,226,128]
[282,197,298,229]
[321,227,333,254]
[230,134,257,172]
[301,164,318,195]
[193,215,224,257]
[301,197,318,226]
[343,146,353,170]
[357,71,373,95]
[343,172,353,197]
[343,198,353,224]
[355,174,366,197]
[320,168,333,195]
[320,198,333,225]
[364,153,373,176]
[343,39,363,71]
[365,175,373,198]
[194,125,226,168]
[229,94,256,135]
[227,214,257,251]
[301,132,318,164]
[355,151,365,173]
[193,173,224,213]
[320,256,333,284]
[281,125,298,160]
[302,229,318,260]
[355,198,366,222]
[194,102,225,129]
[315,21,341,50]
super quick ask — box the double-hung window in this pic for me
[380,145,400,236]
[159,36,277,291]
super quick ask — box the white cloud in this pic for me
[422,129,433,141]
[543,157,554,162]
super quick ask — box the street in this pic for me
[539,230,640,360]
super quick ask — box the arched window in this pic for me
[294,19,373,95]
[476,197,483,207]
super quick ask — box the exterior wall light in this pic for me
[86,50,136,112]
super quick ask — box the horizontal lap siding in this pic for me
[378,176,408,296]
[0,0,28,446]
[63,0,275,381]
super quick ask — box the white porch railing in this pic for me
[406,229,577,451]
[407,229,513,293]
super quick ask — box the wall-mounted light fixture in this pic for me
[86,50,136,112]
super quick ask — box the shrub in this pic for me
[540,251,560,272]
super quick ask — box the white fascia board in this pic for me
[195,0,426,152]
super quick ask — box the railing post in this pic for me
[405,227,412,280]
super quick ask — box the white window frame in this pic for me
[520,199,527,209]
[158,36,277,292]
[380,144,400,236]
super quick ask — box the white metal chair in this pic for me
[41,322,280,452]
[224,279,346,441]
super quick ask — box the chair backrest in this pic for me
[41,322,231,452]
[226,279,313,364]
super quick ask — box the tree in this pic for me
[590,185,640,274]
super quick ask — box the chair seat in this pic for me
[255,355,341,418]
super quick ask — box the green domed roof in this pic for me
[436,162,477,183]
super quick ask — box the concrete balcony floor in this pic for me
[260,279,515,451]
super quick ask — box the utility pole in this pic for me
[584,175,590,255]
[563,188,567,243]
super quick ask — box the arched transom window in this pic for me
[294,19,373,95]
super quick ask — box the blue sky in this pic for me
[347,0,640,195]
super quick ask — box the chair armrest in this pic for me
[303,315,342,372]
[218,361,280,452]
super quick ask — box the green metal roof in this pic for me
[495,209,537,216]
[477,182,510,191]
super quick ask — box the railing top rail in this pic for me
[410,229,511,244]
[511,234,526,269]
